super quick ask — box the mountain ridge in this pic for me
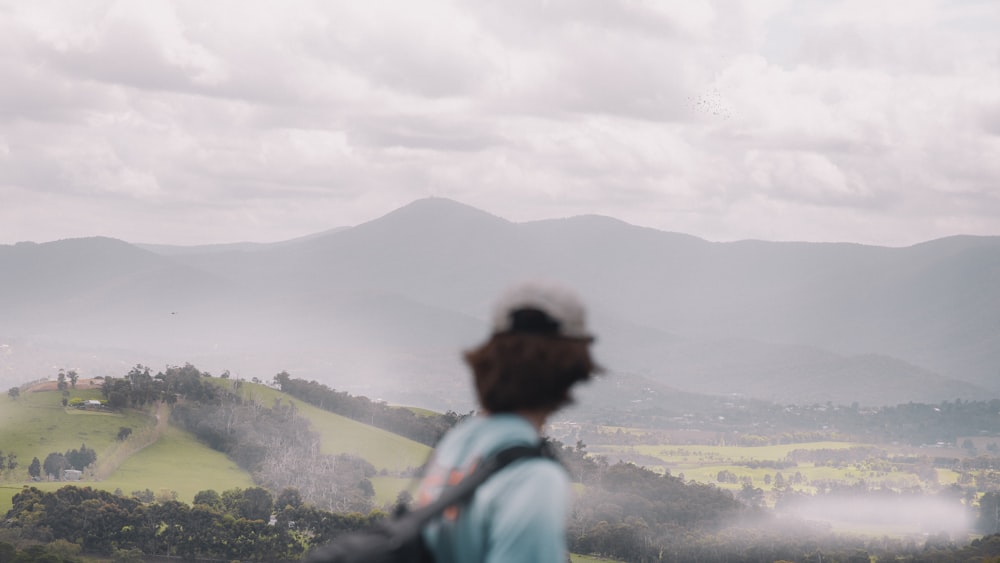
[2,197,998,409]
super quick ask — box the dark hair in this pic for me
[464,333,600,414]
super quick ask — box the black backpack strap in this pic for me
[386,441,557,538]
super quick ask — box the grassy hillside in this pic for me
[98,422,256,501]
[2,379,434,514]
[0,383,154,480]
[214,379,431,472]
[1,385,256,514]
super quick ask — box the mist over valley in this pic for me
[2,198,998,412]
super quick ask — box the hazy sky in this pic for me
[2,1,999,247]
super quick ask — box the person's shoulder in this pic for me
[481,456,570,520]
[511,455,568,481]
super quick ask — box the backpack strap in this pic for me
[385,441,558,539]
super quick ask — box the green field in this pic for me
[2,380,432,514]
[587,438,958,502]
[0,384,154,469]
[0,422,255,513]
[98,422,256,502]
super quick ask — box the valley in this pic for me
[4,366,1000,561]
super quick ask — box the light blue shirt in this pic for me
[417,414,570,563]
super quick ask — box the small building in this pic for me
[63,469,82,481]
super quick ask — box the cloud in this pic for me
[1,1,999,246]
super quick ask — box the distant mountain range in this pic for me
[2,198,998,410]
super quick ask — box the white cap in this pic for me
[490,280,593,340]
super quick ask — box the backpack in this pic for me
[302,443,555,563]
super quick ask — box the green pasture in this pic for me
[98,423,255,503]
[589,441,860,482]
[1,400,254,514]
[588,440,946,499]
[216,380,431,472]
[937,468,962,485]
[593,441,859,463]
[2,384,256,512]
[370,475,417,506]
[0,387,155,482]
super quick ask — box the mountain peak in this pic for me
[347,198,511,239]
[378,197,509,225]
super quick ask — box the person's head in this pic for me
[465,280,601,414]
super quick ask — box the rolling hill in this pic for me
[2,197,998,408]
[0,383,430,514]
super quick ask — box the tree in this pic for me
[276,487,303,510]
[6,452,17,472]
[65,443,97,470]
[273,371,291,390]
[980,492,1000,534]
[193,489,223,510]
[43,452,70,479]
[57,370,67,391]
[28,457,41,479]
[117,427,133,441]
[240,487,274,521]
[7,387,18,400]
[68,369,79,389]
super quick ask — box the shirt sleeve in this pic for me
[484,460,570,563]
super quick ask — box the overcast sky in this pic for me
[2,1,999,247]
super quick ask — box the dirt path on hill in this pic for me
[92,401,170,480]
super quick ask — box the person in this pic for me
[414,280,601,563]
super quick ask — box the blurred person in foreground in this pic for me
[415,280,601,563]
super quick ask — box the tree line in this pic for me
[582,396,1000,447]
[6,483,1000,563]
[272,371,471,446]
[0,484,383,561]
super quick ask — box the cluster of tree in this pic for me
[0,539,84,563]
[272,371,471,446]
[0,485,386,561]
[89,362,245,411]
[27,444,97,480]
[785,446,885,467]
[733,458,797,470]
[8,483,1000,563]
[100,365,178,409]
[55,369,79,391]
[0,450,18,477]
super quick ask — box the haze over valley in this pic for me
[2,198,997,412]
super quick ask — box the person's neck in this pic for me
[480,409,552,433]
[514,409,549,433]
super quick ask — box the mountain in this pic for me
[2,198,998,409]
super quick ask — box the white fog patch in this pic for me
[778,495,972,537]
